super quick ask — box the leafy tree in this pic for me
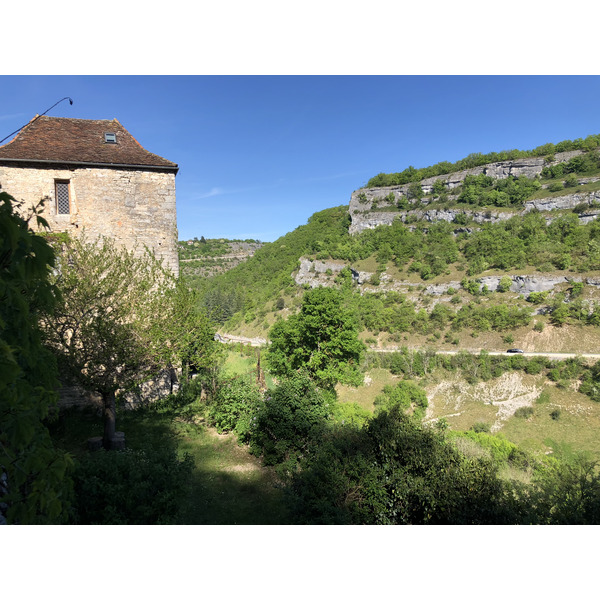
[267,287,365,391]
[0,193,72,524]
[249,372,331,469]
[374,380,429,418]
[287,407,519,524]
[42,235,218,449]
[407,181,424,200]
[525,455,600,524]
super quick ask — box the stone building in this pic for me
[0,115,179,276]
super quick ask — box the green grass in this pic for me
[49,402,289,524]
[336,368,400,412]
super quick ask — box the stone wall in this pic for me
[0,164,179,276]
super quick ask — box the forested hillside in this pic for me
[186,131,600,355]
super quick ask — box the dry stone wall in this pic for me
[0,164,179,276]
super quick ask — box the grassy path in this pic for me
[175,422,289,524]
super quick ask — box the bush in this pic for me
[548,181,564,192]
[331,402,371,428]
[550,409,561,421]
[471,422,491,433]
[71,446,194,524]
[497,276,513,293]
[514,406,534,419]
[564,173,579,188]
[374,380,428,418]
[288,408,519,524]
[206,375,262,439]
[249,372,330,469]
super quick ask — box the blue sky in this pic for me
[1,75,600,242]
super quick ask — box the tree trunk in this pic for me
[102,390,117,450]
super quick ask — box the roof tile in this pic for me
[0,116,178,171]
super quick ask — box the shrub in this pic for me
[331,402,371,428]
[497,276,513,293]
[548,181,564,192]
[71,446,194,524]
[514,406,534,419]
[471,422,491,433]
[550,409,561,421]
[374,380,428,417]
[288,408,519,524]
[564,173,579,188]
[249,372,330,469]
[206,375,262,439]
[528,291,549,305]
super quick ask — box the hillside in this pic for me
[178,237,263,284]
[191,134,600,350]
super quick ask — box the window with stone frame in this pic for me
[55,180,70,214]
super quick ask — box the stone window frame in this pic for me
[55,179,71,215]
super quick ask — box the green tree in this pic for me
[0,193,72,524]
[249,372,331,469]
[374,380,428,418]
[407,181,424,200]
[288,407,518,524]
[266,287,365,391]
[42,236,218,449]
[497,276,513,293]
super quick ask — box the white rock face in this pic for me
[348,150,595,235]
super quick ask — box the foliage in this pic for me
[514,406,535,419]
[267,287,365,391]
[331,402,371,428]
[206,374,262,440]
[454,430,529,466]
[192,206,351,324]
[0,193,72,524]
[42,235,219,447]
[287,407,519,524]
[524,455,600,524]
[71,446,194,524]
[367,134,600,188]
[249,372,331,470]
[374,380,428,418]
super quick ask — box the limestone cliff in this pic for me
[348,150,599,234]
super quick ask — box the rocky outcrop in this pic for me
[524,191,600,212]
[349,150,593,234]
[294,259,588,300]
[350,188,600,235]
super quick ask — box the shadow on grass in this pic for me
[181,465,289,525]
[48,406,291,525]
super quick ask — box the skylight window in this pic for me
[104,132,117,144]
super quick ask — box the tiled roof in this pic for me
[0,116,178,171]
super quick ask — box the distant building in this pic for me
[0,115,179,276]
